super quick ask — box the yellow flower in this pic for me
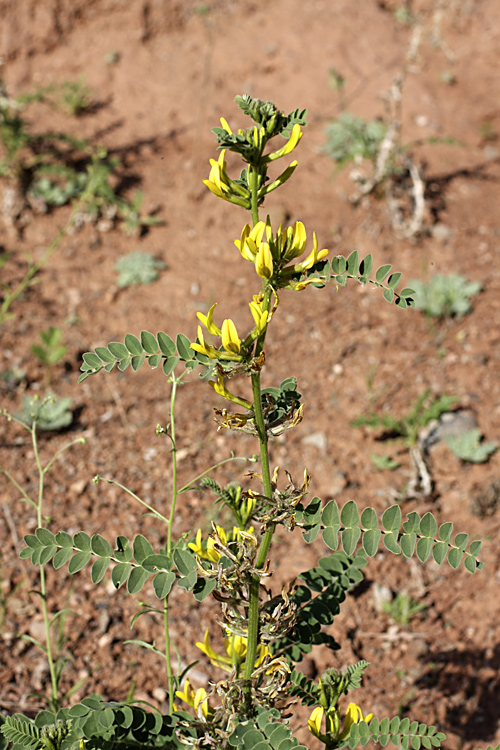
[281,221,307,261]
[203,149,250,205]
[308,706,324,739]
[190,304,244,361]
[234,222,267,262]
[339,703,374,741]
[254,241,274,279]
[209,372,253,410]
[220,116,232,134]
[221,318,241,354]
[248,297,269,335]
[293,231,329,273]
[189,526,228,563]
[196,629,270,673]
[196,303,221,336]
[190,325,220,359]
[203,149,231,199]
[263,123,303,163]
[175,678,208,718]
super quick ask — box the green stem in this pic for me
[248,165,260,227]
[243,370,275,689]
[32,424,59,710]
[164,373,181,709]
[164,598,174,713]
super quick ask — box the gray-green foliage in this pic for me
[382,592,427,626]
[115,251,166,288]
[323,112,387,172]
[410,274,481,318]
[352,390,458,448]
[446,429,497,464]
[31,327,67,366]
[17,394,73,432]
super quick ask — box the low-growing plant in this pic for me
[382,592,427,626]
[0,84,163,234]
[16,393,73,432]
[1,95,491,750]
[323,112,387,174]
[0,401,85,710]
[31,327,67,367]
[370,453,400,472]
[115,250,166,288]
[353,390,458,498]
[409,273,482,318]
[446,429,497,464]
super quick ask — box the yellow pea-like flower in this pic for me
[254,242,274,279]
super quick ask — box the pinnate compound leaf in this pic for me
[133,534,154,564]
[419,512,438,538]
[322,526,340,550]
[36,528,56,546]
[95,346,115,363]
[124,333,143,355]
[140,330,158,355]
[73,531,91,551]
[91,534,113,558]
[108,342,129,359]
[454,532,469,551]
[448,547,463,569]
[53,546,73,569]
[362,528,381,557]
[322,499,340,527]
[341,500,359,527]
[163,356,179,377]
[360,507,378,530]
[82,352,103,370]
[147,354,162,368]
[157,331,176,356]
[91,556,110,584]
[469,540,482,557]
[112,562,131,588]
[68,550,92,574]
[416,536,433,562]
[438,522,453,542]
[341,527,361,555]
[400,533,417,558]
[153,571,176,599]
[382,505,401,532]
[384,532,401,554]
[387,272,402,289]
[176,333,193,361]
[127,566,150,594]
[359,253,373,278]
[432,542,447,565]
[376,264,392,283]
[346,250,359,274]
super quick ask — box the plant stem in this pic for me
[31,424,59,710]
[164,374,181,709]
[248,165,260,227]
[243,369,275,690]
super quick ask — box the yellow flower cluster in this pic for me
[188,525,253,563]
[308,702,374,741]
[234,220,329,285]
[175,678,208,718]
[196,628,270,674]
[190,298,269,363]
